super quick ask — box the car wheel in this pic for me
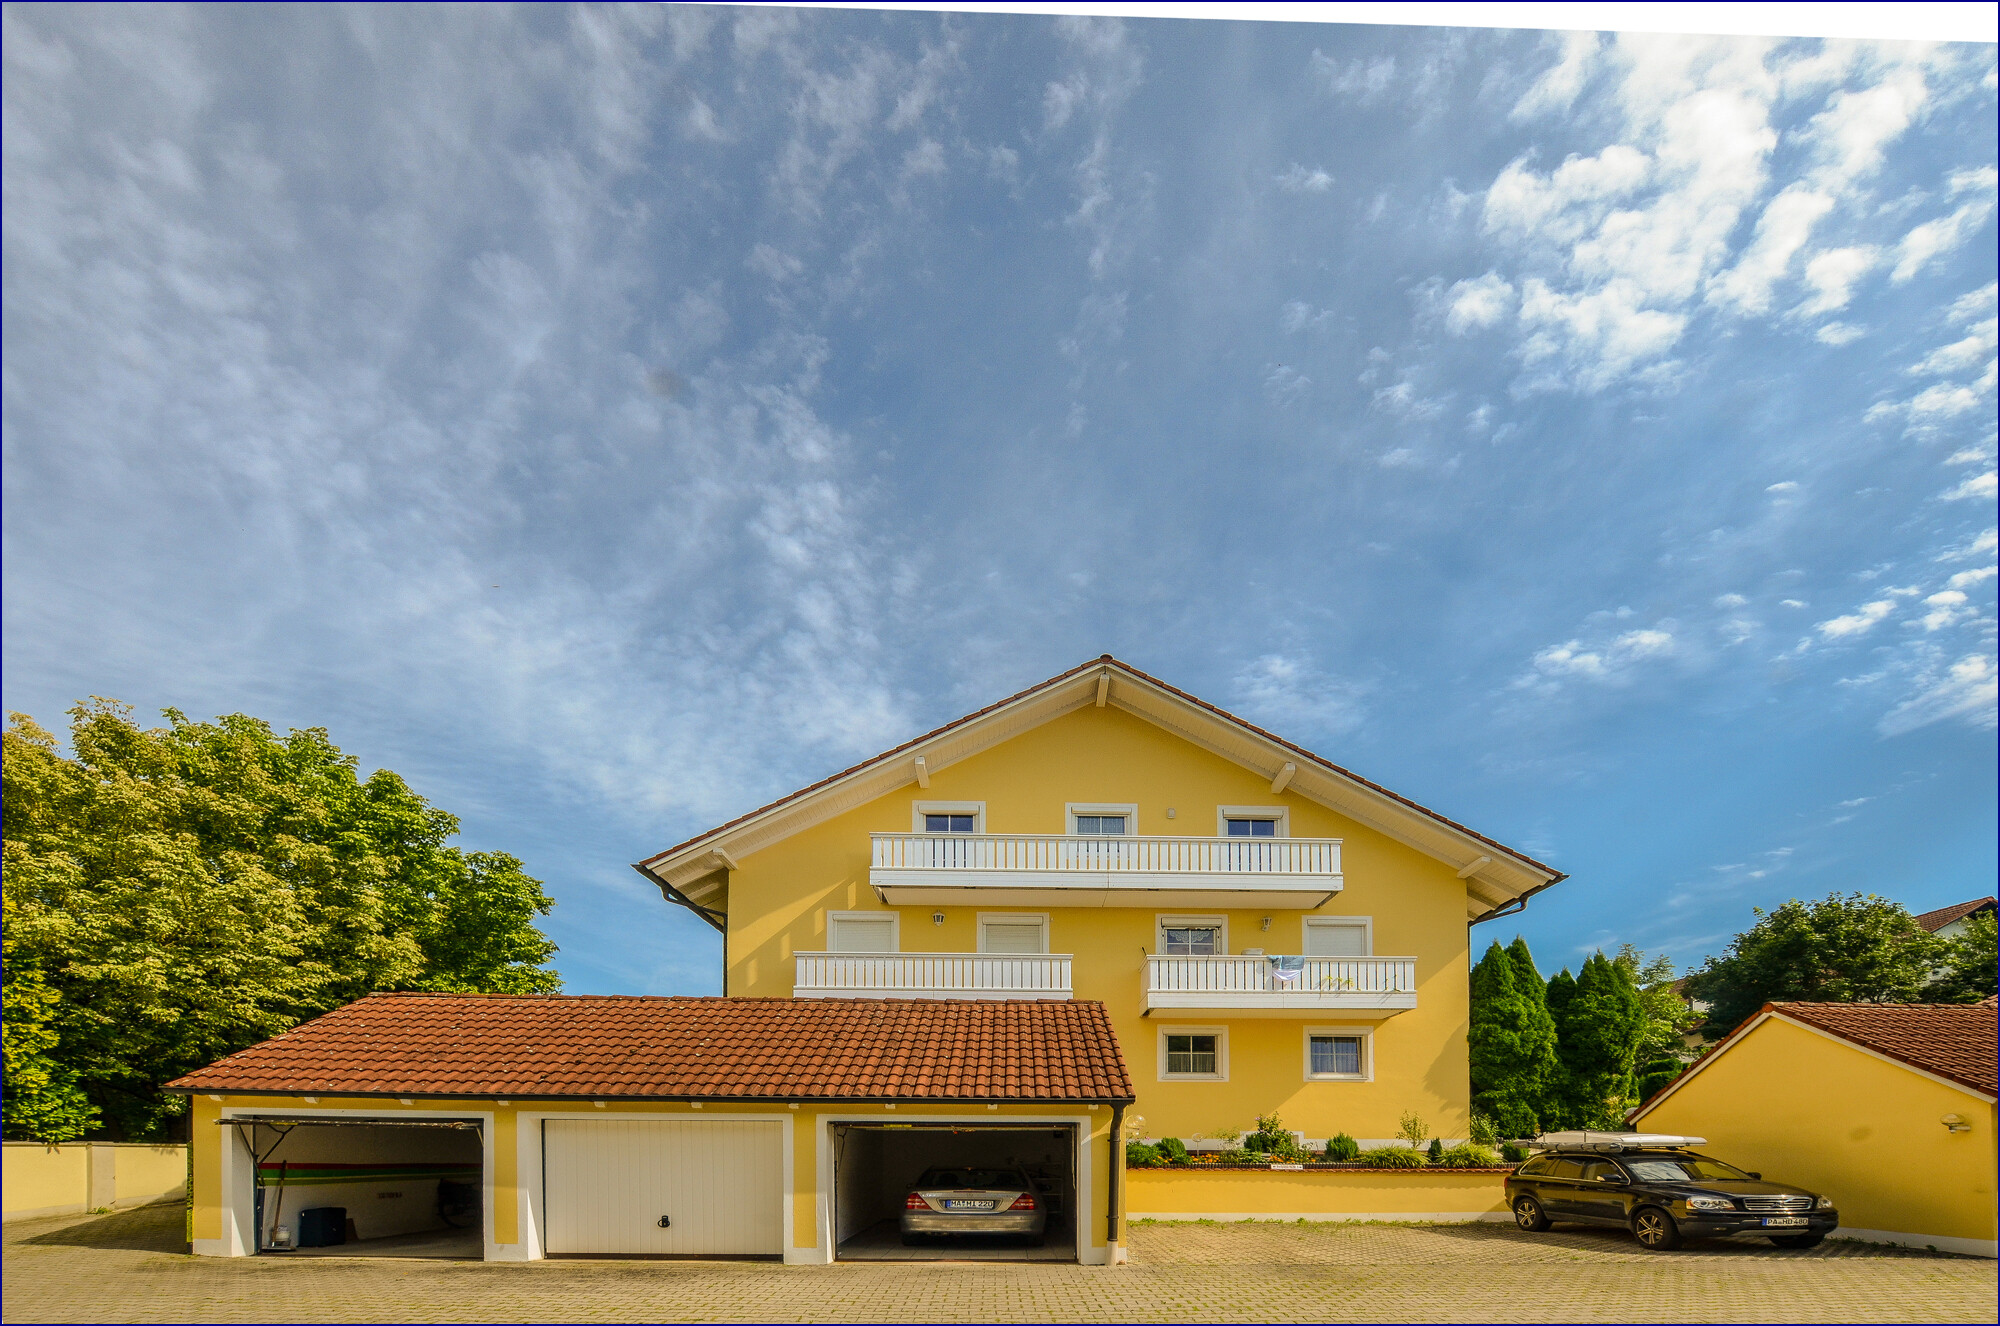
[1632,1207,1682,1251]
[1512,1197,1552,1232]
[1768,1233,1824,1249]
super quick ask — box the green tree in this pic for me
[3,701,560,1141]
[1468,940,1557,1138]
[1681,892,1946,1037]
[1925,911,1998,1003]
[1612,944,1699,1103]
[1550,954,1646,1128]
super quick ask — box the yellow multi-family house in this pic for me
[173,656,1557,1266]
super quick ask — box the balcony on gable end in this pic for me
[1144,954,1417,1017]
[868,832,1343,910]
[793,951,1073,1000]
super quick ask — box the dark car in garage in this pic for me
[1505,1132,1839,1251]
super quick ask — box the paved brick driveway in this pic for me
[5,1204,1992,1322]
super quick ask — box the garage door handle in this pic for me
[657,1216,671,1228]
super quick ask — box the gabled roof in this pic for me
[1630,1000,1999,1122]
[635,655,1564,925]
[1914,897,1996,932]
[165,992,1135,1103]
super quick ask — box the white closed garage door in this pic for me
[543,1119,784,1256]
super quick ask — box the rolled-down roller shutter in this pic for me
[543,1119,783,1255]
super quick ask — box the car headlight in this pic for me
[1684,1196,1735,1211]
[1816,1195,1834,1209]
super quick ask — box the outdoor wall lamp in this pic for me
[1260,916,1272,931]
[932,911,945,925]
[1941,1113,1971,1133]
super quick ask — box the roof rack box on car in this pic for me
[1512,1131,1707,1152]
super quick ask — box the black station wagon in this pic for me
[1504,1134,1839,1251]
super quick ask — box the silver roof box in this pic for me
[1520,1130,1707,1152]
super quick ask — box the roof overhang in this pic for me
[636,656,1564,926]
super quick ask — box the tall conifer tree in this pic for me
[1468,940,1556,1137]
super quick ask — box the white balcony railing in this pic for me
[872,833,1340,875]
[794,951,1073,1000]
[1144,954,1417,1013]
[868,833,1343,909]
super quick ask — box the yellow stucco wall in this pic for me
[724,703,1475,1145]
[1127,1166,1507,1219]
[2,1141,187,1222]
[3,1143,89,1220]
[1637,1016,1997,1248]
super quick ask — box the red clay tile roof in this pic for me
[165,994,1135,1103]
[1913,897,1995,933]
[1778,1001,1998,1097]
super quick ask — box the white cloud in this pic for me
[1262,363,1310,406]
[1510,30,1602,121]
[1230,653,1366,736]
[1280,300,1331,334]
[1919,589,1971,631]
[1443,271,1516,334]
[1815,600,1896,639]
[1795,245,1879,316]
[1878,652,1999,735]
[1815,321,1865,345]
[1276,163,1333,193]
[1314,51,1396,101]
[1515,278,1687,394]
[1892,197,1997,283]
[1519,624,1677,689]
[1714,592,1749,607]
[1942,470,1998,501]
[1764,481,1798,493]
[1947,565,1998,589]
[1913,316,1997,376]
[1938,528,1999,560]
[1708,186,1833,316]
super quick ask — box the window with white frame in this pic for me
[1158,915,1226,956]
[977,913,1049,954]
[1302,917,1371,957]
[913,801,984,833]
[1217,805,1289,838]
[827,911,899,953]
[1304,1027,1371,1081]
[1067,802,1137,835]
[1158,1026,1227,1080]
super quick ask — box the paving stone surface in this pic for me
[5,1204,1992,1323]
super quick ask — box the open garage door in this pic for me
[231,1117,484,1259]
[833,1123,1077,1262]
[542,1119,783,1258]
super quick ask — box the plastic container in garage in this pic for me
[297,1207,347,1248]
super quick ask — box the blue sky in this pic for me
[4,6,1995,995]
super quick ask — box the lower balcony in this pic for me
[794,951,1074,1000]
[1144,954,1417,1016]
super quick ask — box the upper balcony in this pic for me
[869,832,1343,910]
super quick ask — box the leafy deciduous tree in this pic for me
[1924,911,1998,1004]
[1681,892,1946,1037]
[2,701,561,1141]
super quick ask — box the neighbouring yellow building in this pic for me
[174,657,1559,1263]
[1629,999,1998,1259]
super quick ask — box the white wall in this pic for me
[250,1123,480,1246]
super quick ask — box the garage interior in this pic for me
[237,1118,483,1259]
[832,1123,1077,1262]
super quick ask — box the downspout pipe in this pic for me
[1107,1102,1124,1261]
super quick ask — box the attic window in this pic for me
[925,813,975,833]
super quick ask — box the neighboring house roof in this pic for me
[164,992,1136,1104]
[1630,1000,1999,1122]
[1914,897,1996,933]
[634,655,1565,927]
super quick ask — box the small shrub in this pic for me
[1500,1142,1529,1164]
[1427,1137,1444,1164]
[1126,1141,1163,1168]
[1322,1132,1360,1162]
[1216,1147,1258,1164]
[1397,1111,1429,1145]
[1436,1143,1502,1168]
[1157,1136,1189,1164]
[1357,1145,1427,1169]
[1467,1112,1498,1147]
[1242,1111,1307,1160]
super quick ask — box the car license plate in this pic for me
[943,1200,995,1211]
[1762,1216,1809,1227]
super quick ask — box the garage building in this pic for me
[170,993,1135,1264]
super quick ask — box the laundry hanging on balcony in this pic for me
[1267,955,1305,985]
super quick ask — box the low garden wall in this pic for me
[3,1142,188,1222]
[1126,1165,1511,1222]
